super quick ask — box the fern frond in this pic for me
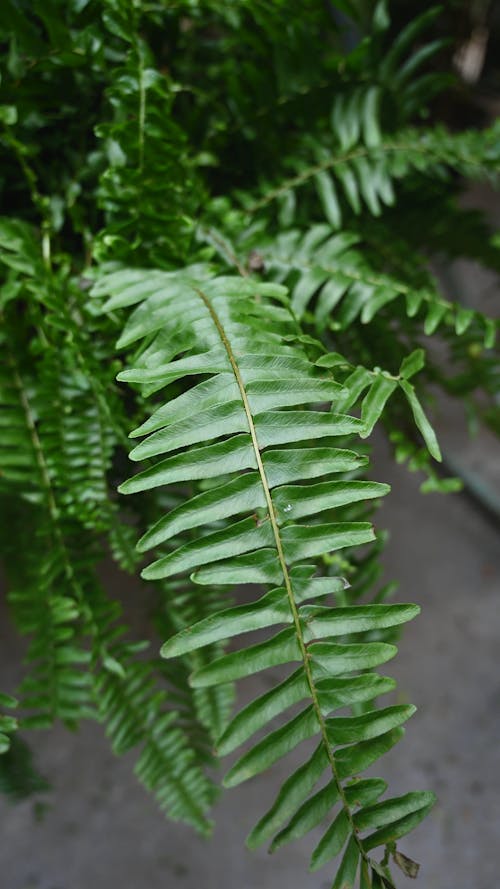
[0,345,43,503]
[1,223,225,822]
[95,15,201,268]
[1,342,94,727]
[248,121,500,225]
[95,268,434,883]
[86,581,219,834]
[252,224,497,347]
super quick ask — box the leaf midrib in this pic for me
[194,285,366,862]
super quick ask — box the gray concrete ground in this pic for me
[0,428,499,889]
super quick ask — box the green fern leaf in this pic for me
[96,267,435,882]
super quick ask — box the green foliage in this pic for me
[0,693,18,755]
[0,735,49,800]
[95,264,432,876]
[1,0,499,886]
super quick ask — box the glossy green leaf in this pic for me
[247,745,328,848]
[0,694,17,709]
[355,790,435,832]
[334,366,372,414]
[326,705,415,746]
[316,276,351,325]
[399,349,425,380]
[129,372,236,432]
[161,587,291,658]
[362,87,382,147]
[270,780,340,852]
[344,778,387,809]
[273,480,389,523]
[483,317,496,349]
[263,447,368,488]
[217,669,309,755]
[360,287,397,323]
[138,473,264,551]
[399,380,442,461]
[118,349,231,392]
[190,628,301,687]
[142,515,274,580]
[352,156,381,216]
[130,401,248,461]
[424,301,447,334]
[334,728,405,780]
[336,163,361,214]
[455,307,474,336]
[360,375,398,438]
[315,172,342,228]
[247,378,344,411]
[310,809,350,871]
[311,641,398,676]
[361,793,436,852]
[193,549,283,586]
[255,411,364,447]
[223,706,319,787]
[331,835,360,889]
[119,435,257,493]
[337,281,375,329]
[281,522,375,563]
[292,268,330,316]
[302,603,419,640]
[316,674,396,715]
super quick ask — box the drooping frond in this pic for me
[2,0,499,880]
[0,339,94,728]
[94,267,435,885]
[0,224,223,825]
[88,586,218,835]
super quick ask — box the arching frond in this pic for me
[88,586,218,835]
[95,267,435,884]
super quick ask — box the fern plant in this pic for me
[1,1,499,886]
[93,265,435,883]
